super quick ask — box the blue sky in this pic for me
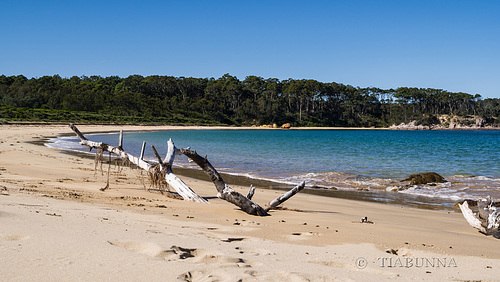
[1,0,499,98]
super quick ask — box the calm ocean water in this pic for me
[47,129,500,208]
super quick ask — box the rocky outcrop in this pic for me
[281,123,291,129]
[390,115,499,130]
[389,121,431,130]
[436,115,496,129]
[402,172,447,185]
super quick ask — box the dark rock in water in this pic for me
[402,172,447,185]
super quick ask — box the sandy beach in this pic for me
[1,124,499,281]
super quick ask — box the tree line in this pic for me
[1,74,499,127]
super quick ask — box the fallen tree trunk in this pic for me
[69,124,207,203]
[265,181,305,212]
[70,124,306,216]
[157,140,209,203]
[70,124,151,170]
[458,201,486,233]
[246,185,256,200]
[180,148,307,216]
[459,197,500,238]
[180,148,268,216]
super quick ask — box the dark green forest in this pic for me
[1,74,499,127]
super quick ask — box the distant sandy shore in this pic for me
[1,124,499,281]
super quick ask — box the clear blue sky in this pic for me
[1,0,499,98]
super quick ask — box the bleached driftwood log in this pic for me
[246,185,256,200]
[69,124,208,203]
[70,124,150,170]
[264,181,305,212]
[459,201,486,233]
[180,148,268,216]
[70,124,306,216]
[151,140,209,203]
[459,197,500,238]
[180,148,307,216]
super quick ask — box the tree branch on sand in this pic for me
[459,197,500,238]
[69,124,207,203]
[69,124,305,216]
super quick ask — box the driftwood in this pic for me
[264,181,305,212]
[69,124,306,216]
[247,185,256,200]
[180,148,268,215]
[69,124,207,203]
[459,197,500,238]
[180,148,306,216]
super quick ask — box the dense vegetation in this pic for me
[1,74,499,127]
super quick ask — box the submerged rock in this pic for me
[402,172,447,185]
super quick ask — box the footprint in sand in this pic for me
[177,270,232,282]
[108,240,255,268]
[107,240,197,260]
[192,251,251,266]
[178,268,257,282]
[286,231,321,240]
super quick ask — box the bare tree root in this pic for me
[100,152,112,191]
[148,164,168,192]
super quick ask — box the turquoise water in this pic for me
[48,129,500,204]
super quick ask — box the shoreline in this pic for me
[45,125,498,212]
[5,120,500,131]
[45,135,461,212]
[51,149,462,212]
[2,124,500,280]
